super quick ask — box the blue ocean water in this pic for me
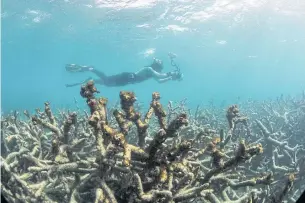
[1,0,305,114]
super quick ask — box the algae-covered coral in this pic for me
[1,81,304,203]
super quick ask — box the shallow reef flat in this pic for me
[1,81,305,203]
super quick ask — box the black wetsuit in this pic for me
[92,69,153,87]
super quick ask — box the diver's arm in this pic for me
[156,76,173,83]
[135,67,169,79]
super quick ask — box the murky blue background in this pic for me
[2,0,305,113]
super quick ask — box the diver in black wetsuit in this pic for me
[65,58,183,87]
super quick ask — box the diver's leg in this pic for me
[67,72,131,87]
[90,69,108,80]
[65,83,81,87]
[103,72,133,87]
[65,77,93,87]
[66,64,109,82]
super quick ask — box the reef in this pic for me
[1,81,305,203]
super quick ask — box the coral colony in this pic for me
[1,80,304,203]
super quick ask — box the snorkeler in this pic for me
[65,57,183,87]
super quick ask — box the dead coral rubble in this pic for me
[1,81,304,203]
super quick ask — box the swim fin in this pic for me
[65,64,91,72]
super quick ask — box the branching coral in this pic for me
[1,80,304,203]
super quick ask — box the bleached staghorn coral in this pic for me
[187,92,305,202]
[1,81,303,203]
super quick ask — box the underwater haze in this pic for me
[2,0,305,113]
